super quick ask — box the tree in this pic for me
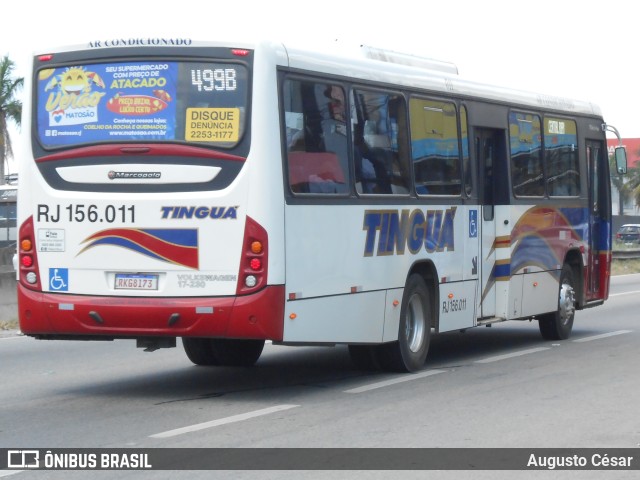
[610,144,640,214]
[627,168,640,211]
[0,55,23,185]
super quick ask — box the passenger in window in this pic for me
[325,86,346,123]
[288,129,305,151]
[353,133,392,194]
[284,80,349,194]
[321,85,349,178]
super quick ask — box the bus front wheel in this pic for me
[538,264,576,340]
[378,274,431,372]
[182,338,265,366]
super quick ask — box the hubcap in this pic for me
[405,293,426,353]
[558,281,576,326]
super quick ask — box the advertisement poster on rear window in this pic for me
[37,62,178,146]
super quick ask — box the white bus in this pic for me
[17,39,626,371]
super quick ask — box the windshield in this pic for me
[36,60,248,149]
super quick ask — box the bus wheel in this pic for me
[538,265,576,340]
[182,338,220,366]
[209,339,265,366]
[182,338,265,366]
[378,274,431,372]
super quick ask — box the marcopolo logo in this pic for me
[108,171,161,180]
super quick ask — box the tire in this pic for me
[182,338,220,366]
[377,274,431,372]
[209,339,265,367]
[182,338,265,367]
[538,265,576,340]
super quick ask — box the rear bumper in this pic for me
[18,284,285,341]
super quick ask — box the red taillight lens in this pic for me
[250,258,261,271]
[237,216,268,295]
[21,256,33,268]
[231,49,250,57]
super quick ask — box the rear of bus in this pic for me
[17,40,286,358]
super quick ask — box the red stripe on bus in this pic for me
[18,284,285,341]
[35,144,246,163]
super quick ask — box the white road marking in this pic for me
[475,347,550,364]
[573,330,632,343]
[0,470,26,477]
[344,369,446,394]
[0,471,24,478]
[0,335,25,341]
[149,404,299,439]
[609,290,640,297]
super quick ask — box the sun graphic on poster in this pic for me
[44,66,105,94]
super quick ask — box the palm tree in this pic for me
[610,153,640,215]
[628,168,640,210]
[0,55,23,185]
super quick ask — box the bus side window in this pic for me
[461,105,473,197]
[544,117,580,197]
[509,112,544,197]
[283,78,349,195]
[409,98,462,196]
[351,89,410,195]
[288,152,345,193]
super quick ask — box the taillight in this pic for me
[19,216,42,290]
[237,216,268,295]
[231,49,250,57]
[250,258,262,270]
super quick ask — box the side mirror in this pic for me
[615,146,628,175]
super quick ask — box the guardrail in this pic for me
[612,249,640,260]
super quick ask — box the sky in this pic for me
[2,0,638,174]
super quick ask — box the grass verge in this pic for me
[611,258,640,276]
[0,319,18,331]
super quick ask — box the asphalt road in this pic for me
[1,274,639,479]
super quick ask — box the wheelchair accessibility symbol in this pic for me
[49,268,68,291]
[469,210,478,238]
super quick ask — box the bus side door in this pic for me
[585,139,610,300]
[475,128,507,319]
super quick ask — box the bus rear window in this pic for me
[36,61,248,149]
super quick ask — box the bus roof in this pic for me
[279,42,603,118]
[33,38,603,118]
